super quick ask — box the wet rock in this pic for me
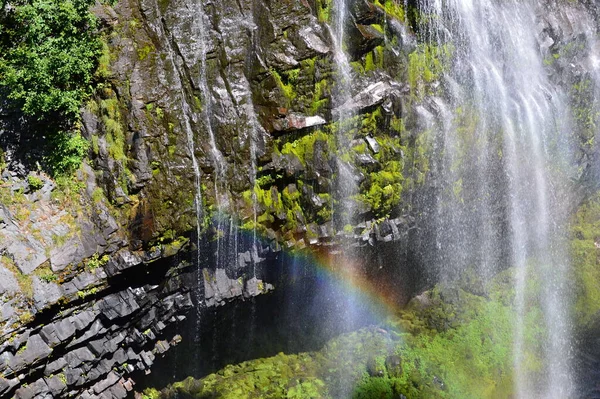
[65,347,95,369]
[104,250,143,277]
[297,26,330,54]
[356,152,379,169]
[385,355,403,378]
[44,357,67,376]
[365,136,380,153]
[92,371,120,395]
[334,81,400,117]
[366,357,385,377]
[350,0,381,24]
[95,289,140,320]
[0,377,18,396]
[272,114,326,132]
[263,153,305,177]
[348,24,385,59]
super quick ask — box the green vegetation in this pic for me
[36,266,58,283]
[310,79,330,115]
[570,193,600,326]
[149,265,554,399]
[0,0,111,175]
[315,0,332,22]
[280,130,333,167]
[2,255,33,298]
[358,159,404,217]
[408,44,453,100]
[86,253,109,270]
[373,0,406,22]
[77,286,98,299]
[271,68,299,104]
[26,174,43,191]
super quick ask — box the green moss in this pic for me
[373,0,406,22]
[358,166,403,217]
[316,0,333,22]
[570,194,600,326]
[100,96,127,162]
[86,253,109,271]
[365,52,376,72]
[96,40,112,79]
[408,44,453,100]
[310,79,330,115]
[352,377,394,399]
[271,69,298,103]
[35,267,58,283]
[281,130,332,167]
[77,287,99,299]
[137,44,154,61]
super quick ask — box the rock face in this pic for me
[0,0,599,398]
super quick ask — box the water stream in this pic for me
[418,0,576,396]
[331,0,359,233]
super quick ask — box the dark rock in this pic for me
[104,251,143,277]
[65,367,83,386]
[39,324,61,348]
[32,277,62,311]
[385,355,403,378]
[45,375,67,396]
[350,0,381,24]
[44,357,67,376]
[13,335,52,370]
[140,351,155,368]
[72,309,97,331]
[365,136,380,153]
[0,377,18,395]
[155,340,170,354]
[54,318,77,342]
[95,289,140,320]
[108,381,128,399]
[356,152,379,169]
[347,24,384,59]
[334,81,400,117]
[112,348,128,365]
[92,371,120,394]
[0,265,19,295]
[65,347,95,368]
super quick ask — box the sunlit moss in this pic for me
[408,44,453,100]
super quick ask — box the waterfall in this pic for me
[418,0,575,396]
[196,0,224,178]
[331,0,358,232]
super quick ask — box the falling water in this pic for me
[155,2,207,377]
[194,0,232,278]
[330,0,358,232]
[418,0,575,396]
[196,0,224,177]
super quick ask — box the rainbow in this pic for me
[207,215,408,325]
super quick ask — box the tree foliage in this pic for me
[0,0,102,174]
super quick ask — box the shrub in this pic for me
[27,174,43,191]
[0,0,109,175]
